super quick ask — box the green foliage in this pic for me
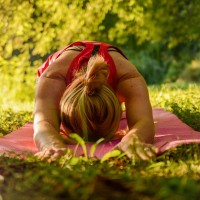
[90,138,104,157]
[149,83,200,131]
[0,0,113,57]
[0,55,37,102]
[124,44,169,84]
[101,0,200,48]
[100,149,122,163]
[1,0,200,97]
[2,0,200,56]
[0,108,33,136]
[178,57,200,83]
[69,133,88,159]
[0,0,114,101]
[136,0,200,47]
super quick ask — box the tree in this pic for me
[1,0,200,101]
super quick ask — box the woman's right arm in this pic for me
[34,75,67,150]
[34,50,77,161]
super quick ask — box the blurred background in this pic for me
[0,0,200,102]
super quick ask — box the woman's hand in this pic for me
[35,142,71,163]
[116,132,159,160]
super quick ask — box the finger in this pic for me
[146,145,159,155]
[52,152,64,159]
[135,145,150,160]
[34,152,42,157]
[121,144,141,160]
[36,150,51,161]
[47,152,65,163]
[116,142,126,152]
[35,151,46,160]
[35,150,47,156]
[43,149,54,157]
[143,147,157,158]
[47,149,69,163]
[117,142,141,160]
[47,156,57,163]
[35,148,49,157]
[152,146,159,154]
[123,145,137,158]
[55,148,68,154]
[35,150,54,161]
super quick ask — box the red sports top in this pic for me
[37,41,128,91]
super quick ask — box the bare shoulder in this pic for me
[109,51,147,102]
[109,51,141,83]
[40,50,80,81]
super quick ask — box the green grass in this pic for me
[149,83,200,131]
[0,83,200,200]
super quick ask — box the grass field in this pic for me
[0,83,200,200]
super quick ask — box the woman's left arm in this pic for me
[113,54,159,160]
[119,76,155,143]
[117,76,159,160]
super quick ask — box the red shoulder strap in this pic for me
[97,43,117,90]
[67,41,128,91]
[66,42,94,85]
[98,43,129,91]
[37,42,86,77]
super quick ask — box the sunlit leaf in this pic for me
[69,133,88,159]
[90,138,105,157]
[100,149,121,163]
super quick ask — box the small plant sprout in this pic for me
[100,149,122,163]
[69,133,88,159]
[90,138,105,157]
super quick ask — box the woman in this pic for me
[34,41,158,162]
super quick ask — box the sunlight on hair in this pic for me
[60,55,121,141]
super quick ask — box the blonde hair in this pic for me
[60,55,121,141]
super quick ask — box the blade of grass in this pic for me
[90,138,105,157]
[69,133,88,159]
[101,149,121,163]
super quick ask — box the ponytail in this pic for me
[60,55,121,141]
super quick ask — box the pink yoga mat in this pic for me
[0,108,200,159]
